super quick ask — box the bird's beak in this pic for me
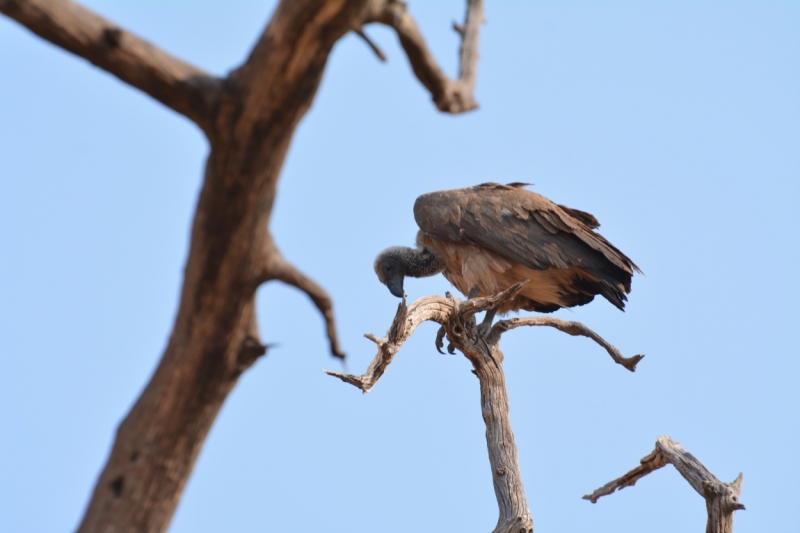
[386,276,404,298]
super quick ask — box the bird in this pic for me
[374,182,640,329]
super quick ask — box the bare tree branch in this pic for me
[325,293,453,391]
[327,283,642,392]
[326,284,642,532]
[584,436,745,533]
[364,0,484,113]
[260,238,345,360]
[327,285,533,533]
[325,283,526,392]
[582,448,668,503]
[0,0,222,134]
[489,316,644,372]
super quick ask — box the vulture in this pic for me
[374,182,640,320]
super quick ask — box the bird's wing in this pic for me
[413,182,640,277]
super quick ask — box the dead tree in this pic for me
[584,436,745,533]
[326,282,644,533]
[0,0,487,531]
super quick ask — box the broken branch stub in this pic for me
[326,283,642,533]
[584,436,744,533]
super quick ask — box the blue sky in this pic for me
[1,1,798,532]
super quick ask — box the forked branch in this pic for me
[326,283,642,533]
[327,283,643,391]
[584,436,744,533]
[363,0,484,113]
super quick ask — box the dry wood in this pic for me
[0,0,493,530]
[327,282,642,532]
[584,436,744,533]
[363,0,484,112]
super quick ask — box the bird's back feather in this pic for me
[413,182,640,312]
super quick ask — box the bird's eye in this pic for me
[385,264,393,271]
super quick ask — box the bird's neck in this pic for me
[405,248,445,278]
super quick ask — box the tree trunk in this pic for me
[73,3,369,531]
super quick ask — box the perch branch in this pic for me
[261,241,345,360]
[489,316,644,372]
[325,283,528,391]
[327,284,642,533]
[584,436,744,533]
[364,0,484,113]
[325,294,453,391]
[0,0,222,133]
[327,286,534,533]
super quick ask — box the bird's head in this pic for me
[373,247,408,298]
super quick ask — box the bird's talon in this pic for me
[447,343,456,354]
[435,325,446,354]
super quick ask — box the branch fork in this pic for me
[362,0,485,113]
[326,283,643,533]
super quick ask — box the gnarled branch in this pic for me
[0,0,222,134]
[327,283,643,392]
[325,293,454,391]
[584,436,744,533]
[326,283,642,533]
[364,0,484,113]
[489,316,644,371]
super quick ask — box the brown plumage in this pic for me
[374,182,640,315]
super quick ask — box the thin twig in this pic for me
[354,27,387,61]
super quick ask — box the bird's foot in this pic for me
[475,320,492,341]
[435,325,456,354]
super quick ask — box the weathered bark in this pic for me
[584,436,745,533]
[468,339,532,533]
[327,283,643,532]
[364,0,484,112]
[1,0,490,530]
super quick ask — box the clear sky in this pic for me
[1,1,798,532]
